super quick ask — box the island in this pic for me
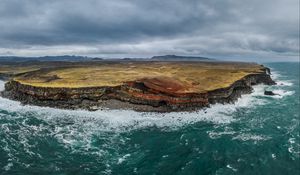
[0,58,275,112]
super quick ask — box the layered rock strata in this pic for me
[1,69,275,112]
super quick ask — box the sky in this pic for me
[0,0,299,61]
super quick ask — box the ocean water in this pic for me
[0,62,299,175]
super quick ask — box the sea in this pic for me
[0,62,299,175]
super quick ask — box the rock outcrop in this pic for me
[264,90,277,96]
[1,68,275,112]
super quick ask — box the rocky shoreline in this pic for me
[0,68,275,112]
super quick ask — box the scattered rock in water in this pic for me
[264,90,277,96]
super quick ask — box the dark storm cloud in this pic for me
[0,0,299,61]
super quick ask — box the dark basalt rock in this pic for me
[264,90,276,96]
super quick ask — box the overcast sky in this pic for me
[0,0,299,61]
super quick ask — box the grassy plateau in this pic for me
[2,61,266,93]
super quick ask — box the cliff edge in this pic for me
[0,61,275,112]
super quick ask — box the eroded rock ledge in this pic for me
[1,69,275,112]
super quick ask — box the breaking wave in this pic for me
[0,68,295,155]
[1,62,299,174]
[0,70,294,133]
[0,80,272,132]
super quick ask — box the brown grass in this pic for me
[12,61,265,93]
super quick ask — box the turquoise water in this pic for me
[0,62,299,175]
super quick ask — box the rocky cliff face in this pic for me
[1,69,275,112]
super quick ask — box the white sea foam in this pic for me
[208,131,236,139]
[0,78,274,154]
[0,81,271,133]
[0,80,272,132]
[3,162,13,171]
[208,128,271,142]
[288,137,300,158]
[271,71,284,80]
[0,65,297,170]
[1,67,291,151]
[226,164,238,172]
[275,80,293,87]
[117,154,131,164]
[232,133,270,141]
[0,80,5,91]
[0,77,276,160]
[265,69,295,99]
[270,90,295,99]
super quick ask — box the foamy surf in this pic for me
[275,80,293,87]
[271,71,283,80]
[0,64,292,143]
[0,80,270,132]
[265,69,295,99]
[271,70,294,87]
[0,65,293,133]
[271,90,295,98]
[1,63,298,175]
[0,80,5,91]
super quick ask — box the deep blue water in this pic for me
[0,62,299,175]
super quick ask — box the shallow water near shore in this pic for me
[0,62,299,174]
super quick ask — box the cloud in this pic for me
[0,0,299,61]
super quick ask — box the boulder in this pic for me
[264,90,276,96]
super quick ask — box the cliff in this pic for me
[1,63,275,112]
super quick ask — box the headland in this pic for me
[0,59,275,112]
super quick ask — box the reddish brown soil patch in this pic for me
[137,76,190,94]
